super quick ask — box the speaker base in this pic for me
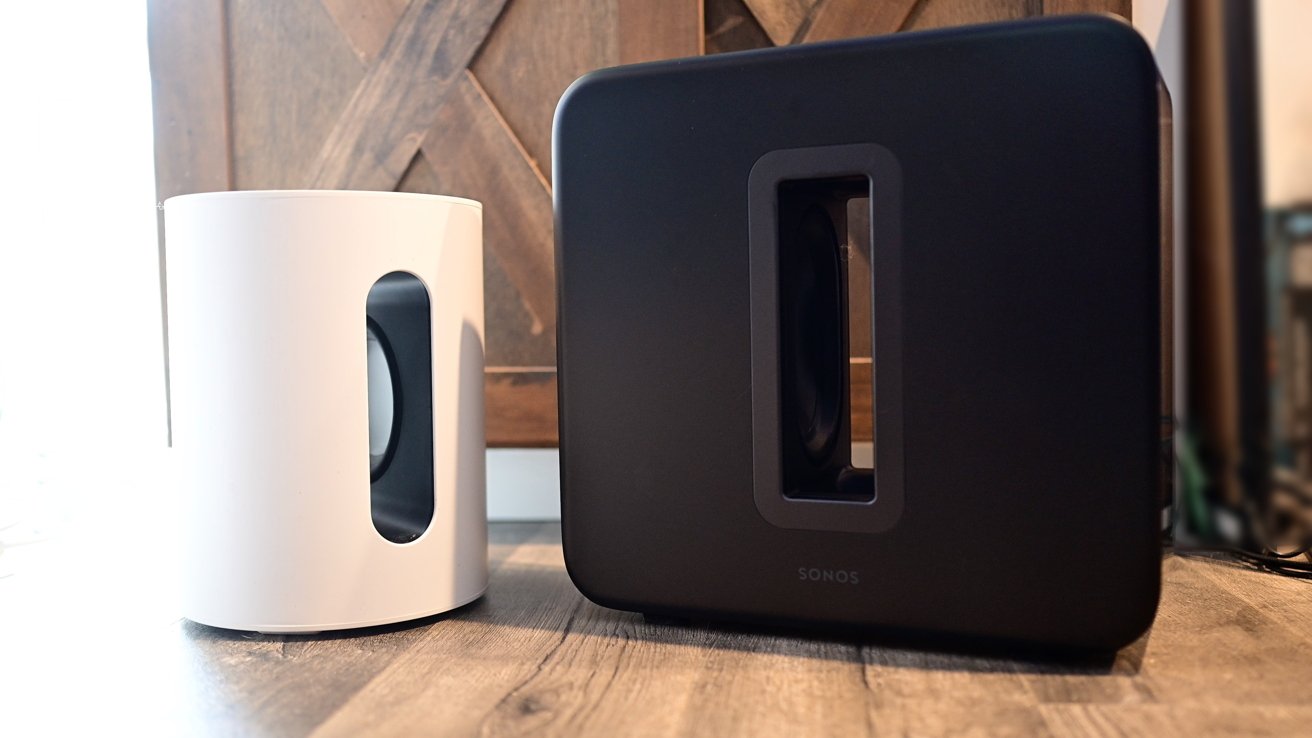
[185,586,488,635]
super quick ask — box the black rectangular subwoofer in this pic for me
[553,15,1169,652]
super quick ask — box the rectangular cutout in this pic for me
[776,177,873,502]
[748,142,904,533]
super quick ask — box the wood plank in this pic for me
[420,73,557,350]
[319,0,410,64]
[901,0,1032,31]
[151,522,551,736]
[469,0,618,182]
[486,370,559,447]
[706,0,774,55]
[741,0,817,45]
[1043,0,1130,19]
[12,522,1312,735]
[1040,705,1312,738]
[1133,555,1312,705]
[307,0,509,190]
[229,0,365,189]
[148,0,233,200]
[617,0,704,64]
[800,0,920,42]
[308,524,579,736]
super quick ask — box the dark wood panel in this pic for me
[307,0,509,189]
[1044,0,1130,18]
[486,371,559,447]
[901,0,1031,31]
[228,0,364,189]
[470,0,618,182]
[800,0,920,42]
[741,0,816,45]
[148,0,233,200]
[706,0,773,55]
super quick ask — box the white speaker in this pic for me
[164,190,486,633]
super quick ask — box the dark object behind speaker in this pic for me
[554,15,1169,652]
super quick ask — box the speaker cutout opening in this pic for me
[366,272,435,544]
[778,177,874,503]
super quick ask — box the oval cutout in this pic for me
[366,272,434,544]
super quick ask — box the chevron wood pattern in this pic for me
[150,0,1130,446]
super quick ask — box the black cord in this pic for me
[1173,544,1312,580]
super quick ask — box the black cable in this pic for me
[1173,544,1312,579]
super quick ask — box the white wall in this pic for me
[1259,0,1312,208]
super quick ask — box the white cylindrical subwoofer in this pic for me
[165,190,486,632]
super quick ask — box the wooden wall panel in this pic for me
[1044,0,1131,16]
[902,0,1033,31]
[803,0,920,42]
[228,0,363,190]
[307,0,509,190]
[320,0,409,63]
[470,1,618,182]
[150,0,1131,446]
[149,0,232,200]
[618,0,704,63]
[706,0,771,55]
[741,0,816,46]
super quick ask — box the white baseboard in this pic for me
[487,448,561,521]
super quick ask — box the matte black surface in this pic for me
[554,16,1165,651]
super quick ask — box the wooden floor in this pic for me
[5,522,1312,736]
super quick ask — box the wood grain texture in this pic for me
[469,0,617,182]
[307,0,509,189]
[618,0,704,63]
[11,525,1298,737]
[741,0,816,45]
[706,0,774,55]
[229,0,365,189]
[485,371,559,447]
[901,0,1032,31]
[1043,0,1130,18]
[148,0,233,200]
[800,0,921,42]
[319,0,410,64]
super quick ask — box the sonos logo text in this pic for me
[798,567,860,585]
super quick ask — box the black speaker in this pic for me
[553,15,1169,652]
